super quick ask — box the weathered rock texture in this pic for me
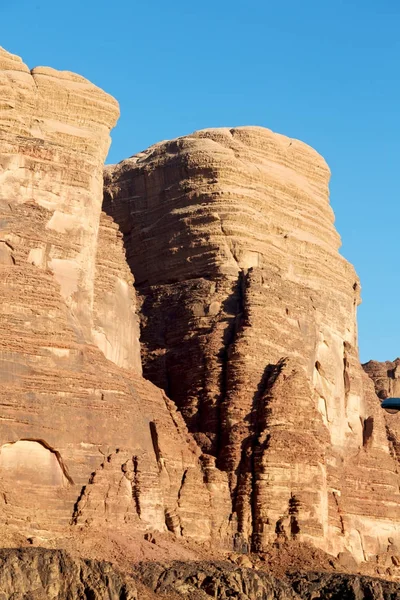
[363,358,400,497]
[136,560,400,600]
[137,560,297,599]
[104,127,400,560]
[3,42,400,575]
[0,47,228,544]
[363,359,400,400]
[1,551,400,600]
[0,548,137,599]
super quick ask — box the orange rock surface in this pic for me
[2,45,400,567]
[104,127,400,560]
[0,47,228,545]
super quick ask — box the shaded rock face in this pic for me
[1,551,399,600]
[0,48,227,544]
[104,127,400,559]
[0,548,137,599]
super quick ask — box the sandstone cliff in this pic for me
[136,560,400,599]
[0,47,227,545]
[3,42,400,581]
[363,359,400,400]
[104,127,400,561]
[0,548,137,599]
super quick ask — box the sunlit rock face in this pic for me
[2,42,400,564]
[363,359,400,400]
[0,47,229,544]
[104,126,400,560]
[363,358,400,529]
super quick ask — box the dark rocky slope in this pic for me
[136,560,400,599]
[0,548,137,599]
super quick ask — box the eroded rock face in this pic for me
[93,212,142,372]
[0,47,227,545]
[0,548,137,599]
[104,127,400,560]
[363,358,400,491]
[137,561,297,599]
[3,43,400,569]
[363,359,400,400]
[136,560,400,600]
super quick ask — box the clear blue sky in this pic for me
[2,0,399,363]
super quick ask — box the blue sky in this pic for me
[1,0,399,362]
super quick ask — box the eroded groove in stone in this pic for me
[104,126,400,558]
[0,47,226,546]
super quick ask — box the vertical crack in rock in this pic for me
[332,492,345,535]
[289,494,301,539]
[216,269,246,460]
[385,425,400,470]
[131,456,141,518]
[362,417,374,448]
[177,469,188,501]
[250,359,287,551]
[104,125,400,556]
[343,342,351,398]
[71,486,88,525]
[164,468,188,536]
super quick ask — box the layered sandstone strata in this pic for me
[363,359,400,400]
[363,358,400,479]
[104,127,400,560]
[0,47,229,544]
[3,42,400,568]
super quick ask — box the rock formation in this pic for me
[363,359,400,400]
[136,560,400,599]
[3,42,400,593]
[0,548,137,599]
[1,549,400,599]
[104,127,400,561]
[0,47,228,545]
[363,358,400,488]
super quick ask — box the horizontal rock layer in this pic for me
[3,43,400,571]
[0,47,228,545]
[104,127,400,560]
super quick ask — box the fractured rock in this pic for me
[104,127,400,559]
[0,47,228,546]
[0,548,137,599]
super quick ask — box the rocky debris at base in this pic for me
[0,548,137,599]
[0,549,399,600]
[135,560,400,599]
